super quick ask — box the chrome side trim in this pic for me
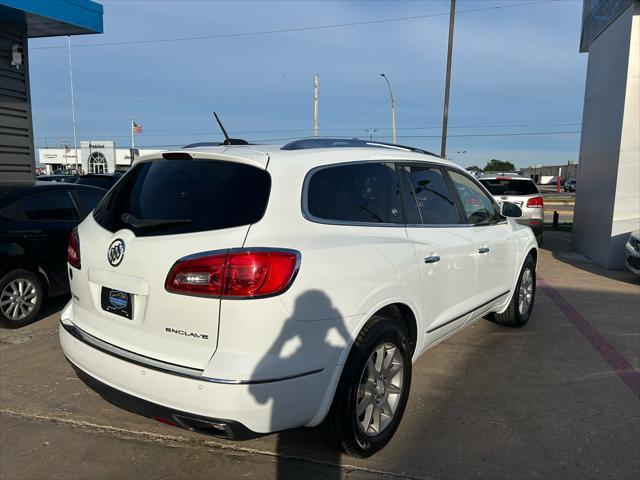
[60,319,323,384]
[426,290,510,333]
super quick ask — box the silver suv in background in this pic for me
[479,174,544,244]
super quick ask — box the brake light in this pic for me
[67,228,81,269]
[165,250,299,298]
[526,196,544,208]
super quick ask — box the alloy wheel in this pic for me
[518,268,534,316]
[356,342,404,436]
[0,278,38,321]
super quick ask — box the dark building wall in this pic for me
[0,19,35,181]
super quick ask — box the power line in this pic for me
[31,0,560,50]
[35,130,581,149]
[33,122,581,140]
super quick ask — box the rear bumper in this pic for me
[69,362,257,439]
[60,311,334,434]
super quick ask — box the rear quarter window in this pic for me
[305,162,402,224]
[93,159,271,236]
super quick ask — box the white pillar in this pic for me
[573,2,640,268]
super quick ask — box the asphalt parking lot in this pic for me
[1,229,638,480]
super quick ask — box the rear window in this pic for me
[479,178,539,196]
[93,159,271,237]
[14,191,78,221]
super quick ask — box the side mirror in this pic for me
[501,201,523,218]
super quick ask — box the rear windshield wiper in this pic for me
[120,213,192,229]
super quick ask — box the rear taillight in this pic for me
[165,253,226,297]
[526,196,544,208]
[67,228,81,269]
[165,249,299,299]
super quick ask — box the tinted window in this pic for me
[479,178,539,196]
[448,170,501,225]
[307,162,402,224]
[76,176,114,189]
[93,160,271,237]
[73,189,105,218]
[400,165,460,225]
[15,191,78,221]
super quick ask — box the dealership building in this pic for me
[38,143,161,174]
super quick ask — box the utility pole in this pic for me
[313,74,319,138]
[380,73,396,144]
[440,0,456,159]
[67,36,79,172]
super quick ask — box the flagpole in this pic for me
[130,115,135,149]
[67,37,79,173]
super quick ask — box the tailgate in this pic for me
[70,218,249,369]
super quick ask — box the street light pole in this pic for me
[365,129,378,141]
[440,0,456,159]
[380,73,396,144]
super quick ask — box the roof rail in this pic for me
[281,138,439,157]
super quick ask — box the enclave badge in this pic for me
[108,239,125,267]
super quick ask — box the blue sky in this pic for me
[28,0,587,168]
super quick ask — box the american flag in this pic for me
[132,122,143,134]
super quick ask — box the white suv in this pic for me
[60,139,538,457]
[478,174,545,244]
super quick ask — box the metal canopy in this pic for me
[0,0,103,37]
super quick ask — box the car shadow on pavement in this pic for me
[249,290,351,479]
[544,230,639,286]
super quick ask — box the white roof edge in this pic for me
[135,146,273,169]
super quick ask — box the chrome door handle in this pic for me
[478,247,490,254]
[424,255,440,263]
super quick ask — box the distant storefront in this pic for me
[522,163,579,185]
[38,144,162,174]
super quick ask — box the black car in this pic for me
[74,173,123,190]
[0,182,107,327]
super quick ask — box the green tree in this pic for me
[483,159,515,172]
[467,165,482,172]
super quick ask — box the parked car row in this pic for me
[0,182,107,326]
[37,173,123,190]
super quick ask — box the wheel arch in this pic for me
[495,244,538,315]
[0,256,50,296]
[305,299,420,427]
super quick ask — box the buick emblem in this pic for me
[108,239,125,267]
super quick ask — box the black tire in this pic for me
[0,268,44,328]
[322,315,412,457]
[490,254,536,328]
